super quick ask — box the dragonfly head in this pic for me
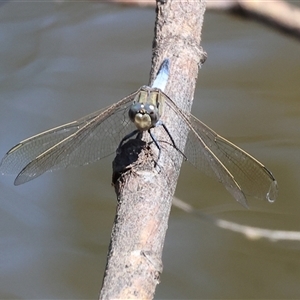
[129,102,159,131]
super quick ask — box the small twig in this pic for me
[173,197,300,242]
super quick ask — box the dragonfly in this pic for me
[0,59,278,208]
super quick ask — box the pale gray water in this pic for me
[0,2,299,299]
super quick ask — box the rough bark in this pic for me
[99,1,206,299]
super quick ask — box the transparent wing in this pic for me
[163,95,278,207]
[0,90,139,185]
[185,115,278,202]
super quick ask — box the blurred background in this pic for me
[0,2,299,299]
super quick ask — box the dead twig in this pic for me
[173,197,300,242]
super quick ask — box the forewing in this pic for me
[0,91,138,184]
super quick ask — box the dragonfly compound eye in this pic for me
[128,103,143,122]
[143,104,158,125]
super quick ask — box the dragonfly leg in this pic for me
[117,129,140,153]
[135,131,143,140]
[148,129,162,163]
[160,122,187,160]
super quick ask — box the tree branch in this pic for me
[99,0,206,299]
[108,0,300,40]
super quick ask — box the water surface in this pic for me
[0,2,299,299]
